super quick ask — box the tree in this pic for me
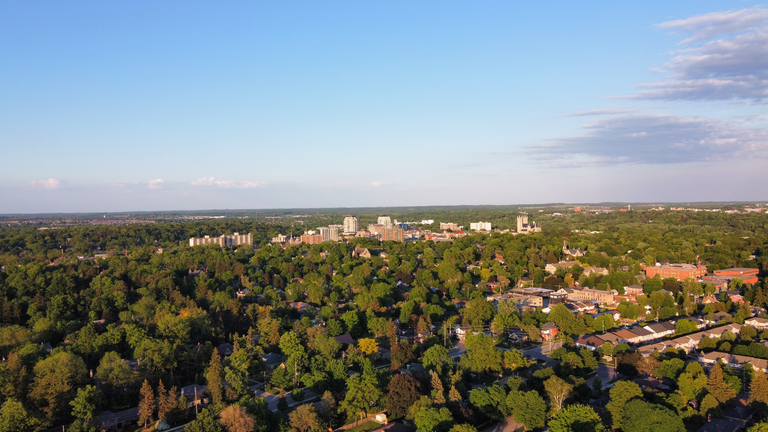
[318,391,338,427]
[138,379,155,428]
[30,351,87,422]
[340,362,383,419]
[449,425,477,432]
[357,338,378,356]
[414,407,455,432]
[0,399,43,432]
[289,404,324,432]
[749,371,768,412]
[503,349,533,372]
[157,380,178,422]
[70,385,102,421]
[548,404,607,432]
[219,405,255,432]
[184,407,223,432]
[605,381,642,430]
[423,345,452,374]
[469,385,510,420]
[224,348,252,398]
[678,366,708,402]
[592,314,614,333]
[386,374,422,419]
[707,363,736,405]
[207,350,224,404]
[506,390,546,430]
[621,398,685,432]
[461,333,502,374]
[700,394,720,419]
[390,341,416,370]
[655,358,685,380]
[544,376,572,414]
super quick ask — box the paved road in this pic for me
[449,342,466,358]
[522,342,562,366]
[251,387,318,412]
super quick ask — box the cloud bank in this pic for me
[632,7,768,102]
[535,114,768,166]
[190,177,265,188]
[30,178,65,189]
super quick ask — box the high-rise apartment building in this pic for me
[381,226,405,242]
[377,216,393,228]
[189,232,253,247]
[318,226,339,242]
[343,216,359,235]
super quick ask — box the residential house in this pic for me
[541,322,558,341]
[696,418,740,432]
[352,247,372,259]
[94,407,140,432]
[545,261,580,275]
[698,351,768,373]
[623,285,644,296]
[582,267,609,277]
[745,317,768,330]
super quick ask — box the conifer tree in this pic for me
[749,371,768,411]
[707,363,736,405]
[138,379,155,429]
[207,349,224,404]
[448,386,462,404]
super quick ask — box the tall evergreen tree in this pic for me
[749,371,768,412]
[138,379,155,429]
[707,363,736,405]
[207,350,224,404]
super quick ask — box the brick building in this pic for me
[645,263,707,281]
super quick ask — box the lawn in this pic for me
[346,421,381,432]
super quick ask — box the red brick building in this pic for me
[299,234,324,245]
[714,268,759,285]
[645,263,707,281]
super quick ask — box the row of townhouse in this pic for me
[638,323,743,356]
[576,320,679,350]
[698,351,768,373]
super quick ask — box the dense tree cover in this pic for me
[0,208,764,431]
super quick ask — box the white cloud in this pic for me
[369,181,384,187]
[190,177,265,188]
[561,108,635,117]
[632,7,768,102]
[533,114,768,166]
[657,6,768,44]
[30,178,64,189]
[148,179,164,189]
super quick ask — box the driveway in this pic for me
[586,363,617,390]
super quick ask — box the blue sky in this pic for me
[1,1,767,212]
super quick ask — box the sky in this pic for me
[1,1,767,213]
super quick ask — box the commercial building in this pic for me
[342,216,359,235]
[189,232,253,247]
[567,288,617,304]
[470,221,492,231]
[440,222,460,231]
[516,214,541,234]
[645,263,707,281]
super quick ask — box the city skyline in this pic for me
[2,2,768,213]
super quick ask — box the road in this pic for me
[586,363,618,390]
[522,342,562,366]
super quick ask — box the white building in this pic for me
[470,221,492,231]
[342,216,359,235]
[189,232,252,247]
[377,216,393,228]
[318,226,339,242]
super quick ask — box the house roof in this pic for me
[696,419,740,432]
[541,322,558,331]
[334,333,356,345]
[614,329,638,340]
